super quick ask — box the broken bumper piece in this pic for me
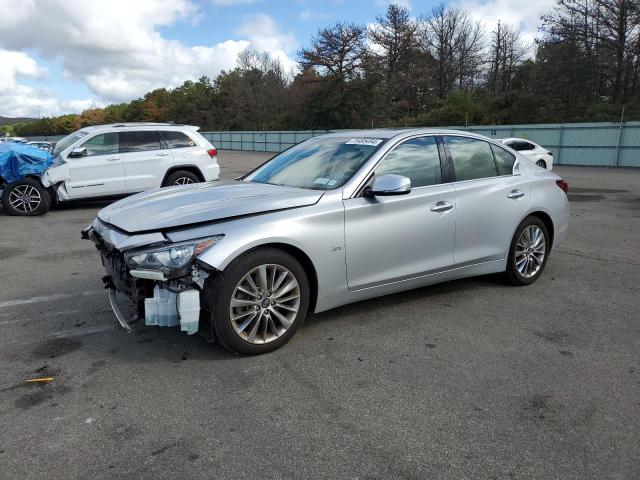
[108,289,133,332]
[105,281,201,335]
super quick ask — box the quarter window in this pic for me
[124,131,162,152]
[81,133,120,156]
[491,144,516,175]
[374,136,442,188]
[445,136,498,181]
[161,131,196,149]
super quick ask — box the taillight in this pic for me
[556,179,568,193]
[207,148,217,158]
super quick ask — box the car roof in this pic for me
[500,137,537,144]
[80,123,199,133]
[322,128,493,141]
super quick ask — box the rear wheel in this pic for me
[163,170,200,187]
[2,178,51,216]
[504,216,550,286]
[204,247,310,355]
[536,159,547,169]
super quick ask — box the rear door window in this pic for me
[491,144,516,175]
[123,131,162,152]
[161,131,196,149]
[445,136,498,181]
[515,141,535,151]
[81,133,120,156]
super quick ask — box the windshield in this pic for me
[244,136,386,190]
[52,130,88,156]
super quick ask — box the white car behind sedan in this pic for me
[500,138,554,170]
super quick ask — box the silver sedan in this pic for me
[84,129,570,355]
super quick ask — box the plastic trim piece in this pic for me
[108,289,133,332]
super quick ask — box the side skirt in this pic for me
[313,259,507,313]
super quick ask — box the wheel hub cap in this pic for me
[515,225,546,278]
[229,264,300,344]
[8,185,41,213]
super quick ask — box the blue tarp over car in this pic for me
[0,142,53,183]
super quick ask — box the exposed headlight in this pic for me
[124,235,224,276]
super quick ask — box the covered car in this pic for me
[0,142,53,215]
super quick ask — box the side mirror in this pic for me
[68,147,87,158]
[364,174,411,197]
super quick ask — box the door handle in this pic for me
[430,201,453,213]
[106,156,120,161]
[507,189,525,199]
[156,152,170,157]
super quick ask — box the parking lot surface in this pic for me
[1,152,639,479]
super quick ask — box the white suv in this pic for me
[2,123,220,216]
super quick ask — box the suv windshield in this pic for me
[244,136,386,190]
[52,130,88,156]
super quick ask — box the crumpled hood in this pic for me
[97,180,324,233]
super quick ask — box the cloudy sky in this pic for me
[0,0,554,118]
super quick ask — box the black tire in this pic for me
[163,170,200,187]
[204,247,310,355]
[536,159,547,169]
[2,178,51,216]
[504,216,550,286]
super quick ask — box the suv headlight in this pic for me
[124,235,223,276]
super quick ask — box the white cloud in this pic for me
[0,0,298,116]
[299,10,331,21]
[236,13,298,73]
[453,0,555,47]
[0,50,46,89]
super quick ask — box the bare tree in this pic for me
[541,0,640,103]
[367,4,424,120]
[487,21,529,94]
[299,22,365,82]
[422,4,485,98]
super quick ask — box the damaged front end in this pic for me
[82,219,222,336]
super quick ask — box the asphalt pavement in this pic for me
[0,152,639,479]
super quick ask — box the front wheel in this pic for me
[536,159,547,169]
[504,216,550,286]
[1,178,51,216]
[204,247,310,355]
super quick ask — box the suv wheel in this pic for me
[204,247,310,355]
[163,170,200,187]
[2,178,51,216]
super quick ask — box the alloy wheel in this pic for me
[536,160,546,168]
[229,264,300,344]
[515,225,546,278]
[8,184,41,214]
[173,177,195,185]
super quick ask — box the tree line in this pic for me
[12,0,640,137]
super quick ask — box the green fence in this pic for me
[25,121,640,167]
[202,122,640,167]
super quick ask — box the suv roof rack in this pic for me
[110,122,183,128]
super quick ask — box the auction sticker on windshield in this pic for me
[345,138,383,146]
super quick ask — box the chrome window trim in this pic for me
[343,130,522,199]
